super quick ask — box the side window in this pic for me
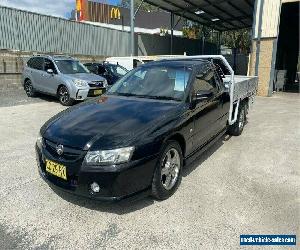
[98,66,106,74]
[27,58,35,68]
[44,59,57,73]
[85,64,95,73]
[27,57,43,70]
[193,68,218,95]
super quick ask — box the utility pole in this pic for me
[130,0,135,56]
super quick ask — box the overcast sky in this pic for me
[0,0,121,18]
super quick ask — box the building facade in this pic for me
[75,0,184,31]
[250,0,299,96]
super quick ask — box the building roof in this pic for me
[145,0,255,31]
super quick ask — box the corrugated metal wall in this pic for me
[0,6,131,56]
[0,6,217,57]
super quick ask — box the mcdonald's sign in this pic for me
[110,7,121,20]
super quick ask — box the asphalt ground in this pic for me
[0,91,299,249]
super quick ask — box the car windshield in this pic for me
[107,64,191,101]
[106,64,128,77]
[55,60,89,74]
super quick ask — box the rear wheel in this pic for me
[151,140,183,200]
[228,103,246,136]
[58,86,74,106]
[24,79,36,97]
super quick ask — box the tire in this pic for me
[24,79,36,97]
[57,85,74,106]
[151,140,183,200]
[228,103,247,136]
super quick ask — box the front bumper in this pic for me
[74,87,106,101]
[35,144,158,201]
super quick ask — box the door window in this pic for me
[44,59,57,73]
[192,68,218,95]
[27,57,43,70]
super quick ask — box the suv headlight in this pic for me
[73,79,88,87]
[85,147,134,165]
[103,79,108,88]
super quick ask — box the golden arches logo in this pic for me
[110,7,121,20]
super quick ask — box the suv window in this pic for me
[44,59,57,73]
[193,67,218,94]
[27,57,43,70]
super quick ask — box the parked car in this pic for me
[84,62,128,85]
[36,56,258,201]
[22,55,108,106]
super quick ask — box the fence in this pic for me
[0,6,131,56]
[0,6,217,57]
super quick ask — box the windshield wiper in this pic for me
[108,92,139,97]
[108,93,180,101]
[146,95,181,101]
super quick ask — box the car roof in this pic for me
[141,58,210,68]
[30,55,75,61]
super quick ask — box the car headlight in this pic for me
[73,79,88,87]
[85,147,134,165]
[36,132,44,148]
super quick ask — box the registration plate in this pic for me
[94,89,102,95]
[45,159,67,180]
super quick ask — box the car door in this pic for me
[191,65,223,150]
[28,57,44,92]
[42,58,60,94]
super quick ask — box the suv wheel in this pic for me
[58,86,74,106]
[151,140,183,200]
[24,79,36,97]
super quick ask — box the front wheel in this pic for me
[151,140,183,200]
[24,79,36,97]
[57,86,74,106]
[228,103,246,136]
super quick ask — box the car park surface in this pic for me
[0,92,299,249]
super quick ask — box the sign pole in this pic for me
[130,0,135,56]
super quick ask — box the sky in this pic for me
[0,0,121,18]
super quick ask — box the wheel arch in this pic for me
[24,77,31,86]
[57,84,66,96]
[164,133,186,158]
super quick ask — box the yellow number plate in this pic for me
[45,159,67,180]
[94,89,102,95]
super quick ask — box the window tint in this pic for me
[27,57,43,70]
[193,68,218,94]
[98,65,106,74]
[85,64,97,74]
[44,59,57,73]
[106,64,128,76]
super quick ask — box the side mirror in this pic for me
[47,69,54,74]
[193,90,213,102]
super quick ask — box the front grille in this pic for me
[88,81,104,88]
[44,139,83,162]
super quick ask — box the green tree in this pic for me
[183,23,251,53]
[221,29,251,53]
